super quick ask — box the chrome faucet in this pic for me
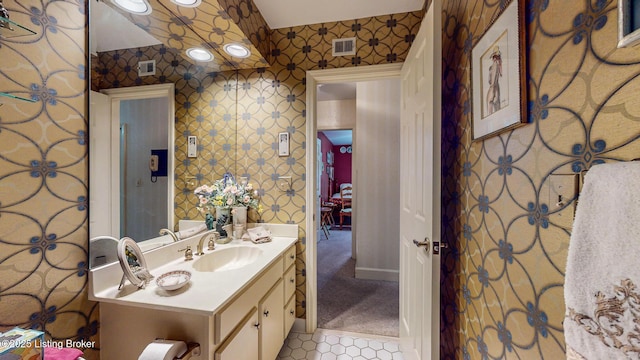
[196,231,218,256]
[159,228,179,242]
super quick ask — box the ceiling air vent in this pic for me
[332,37,356,57]
[138,60,156,76]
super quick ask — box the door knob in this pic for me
[413,238,430,252]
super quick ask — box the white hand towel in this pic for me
[564,161,640,359]
[175,223,207,240]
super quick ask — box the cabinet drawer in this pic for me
[215,257,282,344]
[284,265,296,301]
[284,294,296,336]
[283,245,296,271]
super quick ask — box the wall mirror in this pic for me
[88,1,240,268]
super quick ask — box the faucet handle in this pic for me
[208,232,219,250]
[178,246,193,261]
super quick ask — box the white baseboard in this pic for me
[355,267,399,282]
[292,318,306,333]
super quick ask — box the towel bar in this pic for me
[580,158,640,188]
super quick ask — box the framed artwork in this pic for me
[328,166,334,180]
[327,151,334,165]
[116,237,152,289]
[618,0,640,47]
[471,0,527,141]
[278,132,290,157]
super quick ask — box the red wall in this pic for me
[332,145,352,193]
[318,132,333,200]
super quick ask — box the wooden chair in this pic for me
[339,185,352,229]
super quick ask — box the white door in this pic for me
[399,1,442,359]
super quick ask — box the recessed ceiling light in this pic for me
[111,0,152,15]
[170,0,201,7]
[186,47,214,62]
[223,43,251,58]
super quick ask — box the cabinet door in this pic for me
[215,308,259,360]
[260,281,284,360]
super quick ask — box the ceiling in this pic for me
[251,0,424,29]
[317,83,356,101]
[90,0,161,54]
[321,130,352,146]
[90,0,424,53]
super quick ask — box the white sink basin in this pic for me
[192,246,263,272]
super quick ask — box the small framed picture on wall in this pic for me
[278,132,290,157]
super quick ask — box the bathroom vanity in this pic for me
[89,224,298,360]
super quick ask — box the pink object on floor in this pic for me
[43,347,83,360]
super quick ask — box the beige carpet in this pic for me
[317,229,399,337]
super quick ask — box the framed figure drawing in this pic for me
[471,0,528,141]
[618,0,640,47]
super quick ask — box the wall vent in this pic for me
[138,60,156,76]
[332,37,356,56]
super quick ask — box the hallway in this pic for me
[316,229,399,337]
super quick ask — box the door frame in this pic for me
[305,63,402,333]
[99,83,176,236]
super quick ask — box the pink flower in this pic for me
[226,197,234,205]
[243,195,250,203]
[199,197,208,204]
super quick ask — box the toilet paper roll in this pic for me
[138,340,187,360]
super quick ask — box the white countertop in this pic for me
[89,223,298,316]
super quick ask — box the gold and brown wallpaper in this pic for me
[94,10,424,319]
[10,0,638,357]
[0,0,98,359]
[441,0,640,359]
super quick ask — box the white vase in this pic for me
[232,206,247,228]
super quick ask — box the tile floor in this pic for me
[277,328,404,360]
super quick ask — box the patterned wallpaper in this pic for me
[441,0,640,359]
[0,1,98,359]
[94,10,424,318]
[13,0,640,357]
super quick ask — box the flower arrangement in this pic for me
[194,175,261,213]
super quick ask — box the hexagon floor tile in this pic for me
[277,329,404,360]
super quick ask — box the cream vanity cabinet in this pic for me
[216,244,296,360]
[93,236,298,360]
[214,246,294,360]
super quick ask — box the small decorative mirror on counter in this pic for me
[117,237,154,289]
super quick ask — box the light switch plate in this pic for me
[548,173,579,229]
[187,136,197,158]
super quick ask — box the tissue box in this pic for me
[0,327,44,360]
